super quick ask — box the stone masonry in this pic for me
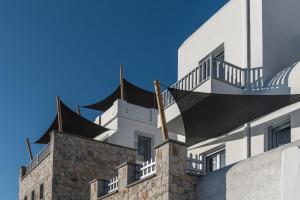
[19,140,54,200]
[90,140,198,200]
[19,131,137,200]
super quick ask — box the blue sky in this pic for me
[0,0,228,198]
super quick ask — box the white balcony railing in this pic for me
[162,55,264,108]
[25,143,51,175]
[187,157,204,175]
[107,176,118,193]
[213,58,246,88]
[140,158,156,179]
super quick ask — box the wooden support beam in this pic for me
[120,65,125,100]
[76,105,81,116]
[154,80,169,141]
[25,138,33,161]
[56,96,63,132]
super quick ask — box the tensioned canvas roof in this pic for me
[83,79,157,112]
[35,100,109,144]
[168,88,300,146]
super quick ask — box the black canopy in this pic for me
[83,79,157,112]
[35,100,109,144]
[168,88,300,146]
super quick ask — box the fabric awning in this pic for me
[83,79,157,112]
[168,88,300,146]
[35,100,109,144]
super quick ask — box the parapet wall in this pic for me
[197,140,300,200]
[90,140,198,200]
[51,132,137,200]
[19,141,54,200]
[19,131,137,200]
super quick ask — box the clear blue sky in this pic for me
[0,0,228,198]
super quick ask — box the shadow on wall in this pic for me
[196,140,300,200]
[197,164,234,200]
[249,62,298,94]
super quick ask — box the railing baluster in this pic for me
[205,60,208,78]
[161,56,262,108]
[209,54,213,78]
[25,143,51,176]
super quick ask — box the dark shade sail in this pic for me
[83,79,157,111]
[35,100,109,144]
[169,88,300,146]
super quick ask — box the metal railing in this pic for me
[186,157,204,175]
[162,56,264,108]
[249,67,264,89]
[25,143,51,175]
[140,158,156,179]
[213,58,246,88]
[107,176,118,193]
[162,55,213,108]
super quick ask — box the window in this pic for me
[137,135,152,161]
[215,49,224,60]
[31,190,35,200]
[206,149,226,173]
[212,44,225,60]
[39,183,44,199]
[269,121,291,150]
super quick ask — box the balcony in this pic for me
[20,142,51,178]
[162,55,264,108]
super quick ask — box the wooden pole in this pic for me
[76,105,81,116]
[25,138,33,161]
[120,65,125,100]
[154,80,169,141]
[56,96,63,132]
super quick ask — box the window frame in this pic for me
[39,183,44,199]
[198,144,226,174]
[137,135,152,161]
[268,120,291,150]
[205,149,226,173]
[134,131,154,162]
[31,190,35,200]
[212,44,225,60]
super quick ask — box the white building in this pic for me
[95,0,300,174]
[162,0,300,174]
[19,1,300,199]
[93,99,161,162]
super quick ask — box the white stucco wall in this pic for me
[281,146,300,200]
[188,102,300,167]
[178,0,247,80]
[262,0,300,82]
[178,0,300,83]
[197,140,300,200]
[94,99,163,158]
[168,0,300,173]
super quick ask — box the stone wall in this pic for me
[19,131,137,200]
[91,140,198,200]
[19,141,54,200]
[51,132,137,200]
